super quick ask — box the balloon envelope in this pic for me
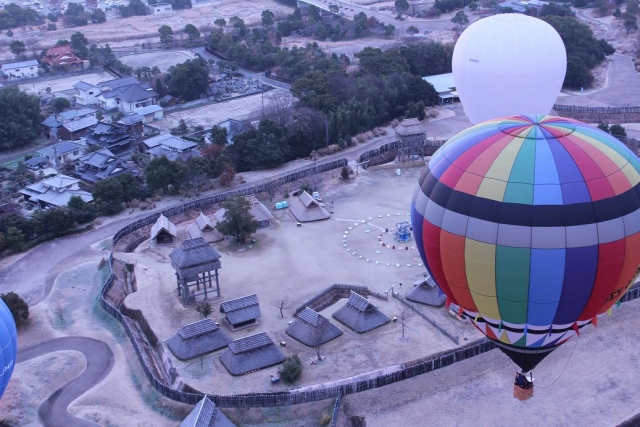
[0,299,17,399]
[452,14,567,125]
[411,115,640,371]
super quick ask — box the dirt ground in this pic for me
[118,50,196,73]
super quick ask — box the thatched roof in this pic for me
[167,319,232,360]
[395,118,426,137]
[214,196,274,224]
[219,332,285,376]
[332,291,390,333]
[406,273,447,307]
[289,191,330,222]
[220,294,261,325]
[150,214,177,240]
[180,396,236,427]
[170,238,222,278]
[187,213,224,242]
[286,307,343,347]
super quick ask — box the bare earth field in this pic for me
[119,50,196,73]
[151,88,291,130]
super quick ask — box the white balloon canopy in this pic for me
[452,14,567,124]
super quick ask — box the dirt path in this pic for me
[17,337,115,427]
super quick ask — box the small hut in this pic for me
[170,238,222,301]
[180,396,236,427]
[332,291,390,333]
[166,318,232,360]
[286,307,343,347]
[289,191,330,222]
[406,273,447,307]
[214,195,274,228]
[187,212,224,243]
[150,214,177,245]
[220,294,261,330]
[220,332,286,376]
[395,118,427,163]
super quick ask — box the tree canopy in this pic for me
[216,195,259,243]
[144,156,188,193]
[167,57,209,101]
[0,87,41,151]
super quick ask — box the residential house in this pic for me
[20,174,93,209]
[54,107,98,141]
[143,133,199,161]
[41,115,63,139]
[85,122,135,152]
[214,119,250,145]
[37,140,86,167]
[75,148,135,183]
[25,156,50,171]
[422,73,458,105]
[40,45,84,71]
[149,2,172,13]
[1,60,39,80]
[135,104,164,123]
[75,76,159,113]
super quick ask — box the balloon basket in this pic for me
[513,384,534,401]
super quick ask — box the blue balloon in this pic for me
[0,299,17,399]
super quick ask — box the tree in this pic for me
[91,8,106,23]
[196,302,213,318]
[51,97,71,113]
[210,125,228,146]
[67,195,96,224]
[214,18,226,29]
[279,355,302,383]
[395,0,409,15]
[0,87,41,151]
[564,55,594,89]
[270,296,290,318]
[396,307,414,338]
[5,227,25,252]
[216,195,259,243]
[158,25,174,46]
[261,9,275,27]
[63,2,89,27]
[451,10,469,29]
[610,124,627,138]
[597,123,610,133]
[145,155,188,193]
[167,58,209,101]
[1,292,29,326]
[406,25,419,36]
[469,2,478,10]
[9,40,25,57]
[219,164,236,186]
[340,165,350,181]
[184,23,200,44]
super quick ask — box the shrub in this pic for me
[1,292,29,326]
[341,165,350,181]
[279,355,302,383]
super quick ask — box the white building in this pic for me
[149,2,172,13]
[20,174,93,209]
[1,60,39,80]
[74,76,158,113]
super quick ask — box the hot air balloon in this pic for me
[0,298,17,399]
[411,115,640,373]
[452,14,567,124]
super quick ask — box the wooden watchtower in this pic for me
[170,237,222,302]
[395,118,427,163]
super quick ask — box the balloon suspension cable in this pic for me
[534,333,580,389]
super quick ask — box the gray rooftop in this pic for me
[150,214,177,240]
[1,59,38,70]
[167,319,232,361]
[346,291,373,312]
[289,191,330,222]
[179,318,219,339]
[220,332,285,376]
[220,294,258,313]
[37,141,85,158]
[170,237,221,277]
[228,332,272,354]
[180,397,237,427]
[286,308,343,347]
[63,115,98,132]
[220,294,261,327]
[74,81,97,91]
[333,291,390,333]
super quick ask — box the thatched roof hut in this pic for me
[289,191,330,222]
[187,212,224,243]
[150,214,177,244]
[406,273,447,307]
[166,319,232,360]
[180,396,236,427]
[220,332,286,376]
[332,291,390,333]
[170,238,221,278]
[220,294,261,330]
[395,118,426,137]
[214,196,274,227]
[286,307,343,347]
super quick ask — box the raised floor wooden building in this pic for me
[170,237,222,302]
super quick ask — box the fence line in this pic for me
[330,388,342,427]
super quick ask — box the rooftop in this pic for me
[170,237,221,270]
[220,294,258,313]
[62,115,98,133]
[74,81,96,91]
[228,332,272,355]
[37,141,85,158]
[1,59,38,70]
[178,318,219,340]
[150,214,177,240]
[422,73,455,94]
[346,291,373,312]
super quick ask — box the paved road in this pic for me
[17,337,115,427]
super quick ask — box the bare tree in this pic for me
[264,91,296,127]
[396,307,414,338]
[271,296,290,318]
[25,37,40,57]
[200,23,214,40]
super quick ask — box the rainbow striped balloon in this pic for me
[411,115,640,371]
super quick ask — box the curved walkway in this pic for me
[17,337,115,427]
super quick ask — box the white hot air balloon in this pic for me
[452,14,567,124]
